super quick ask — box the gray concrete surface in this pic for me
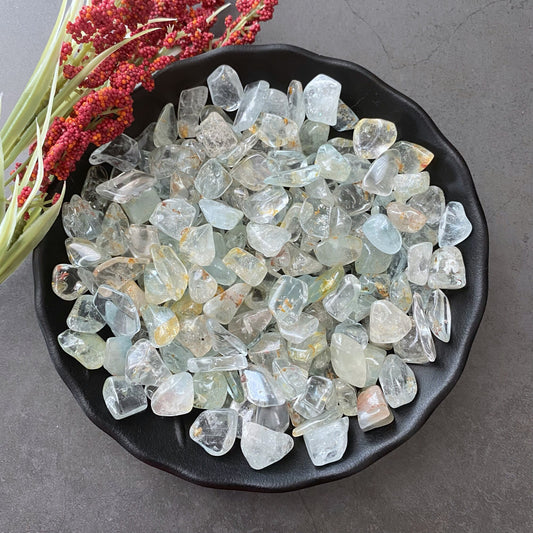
[0,1,532,532]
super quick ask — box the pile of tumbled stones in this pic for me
[52,65,472,469]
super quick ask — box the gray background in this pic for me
[0,1,532,532]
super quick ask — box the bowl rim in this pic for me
[33,43,489,492]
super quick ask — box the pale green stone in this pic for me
[122,187,160,224]
[95,170,156,204]
[392,171,430,203]
[160,339,195,373]
[248,332,288,368]
[263,88,289,117]
[193,371,227,409]
[307,265,344,303]
[363,343,387,387]
[177,315,212,358]
[287,331,327,367]
[330,332,367,387]
[149,198,196,238]
[265,165,320,187]
[253,113,299,148]
[333,183,373,216]
[246,222,291,257]
[293,405,343,437]
[334,379,358,416]
[408,185,445,225]
[362,213,402,254]
[299,198,332,239]
[187,353,247,373]
[299,120,330,155]
[58,329,106,369]
[271,358,308,400]
[278,313,319,344]
[95,203,129,256]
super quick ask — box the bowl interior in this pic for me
[33,44,488,492]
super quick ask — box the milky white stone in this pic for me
[303,74,342,126]
[151,373,194,416]
[369,300,411,344]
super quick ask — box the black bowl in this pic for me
[33,44,488,492]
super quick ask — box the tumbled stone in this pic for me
[195,158,232,199]
[231,153,271,191]
[242,366,285,407]
[65,238,110,268]
[315,143,351,182]
[153,103,178,147]
[254,404,290,433]
[125,339,171,386]
[362,149,400,196]
[299,197,332,240]
[228,308,272,345]
[58,329,106,369]
[357,385,394,431]
[179,224,216,266]
[392,140,434,173]
[330,332,367,387]
[407,241,433,285]
[188,265,218,304]
[151,372,194,416]
[278,313,319,344]
[89,134,141,171]
[93,256,148,289]
[271,358,308,400]
[438,201,472,247]
[293,376,334,419]
[276,243,323,276]
[62,194,103,241]
[248,332,288,368]
[303,416,349,466]
[334,379,358,416]
[81,165,109,211]
[95,203,129,256]
[149,198,196,238]
[207,65,243,111]
[303,74,341,125]
[246,222,291,257]
[206,319,247,358]
[314,235,363,267]
[334,99,359,131]
[52,264,87,301]
[121,188,160,224]
[188,353,247,373]
[287,80,305,127]
[223,247,268,286]
[193,371,227,409]
[203,283,251,324]
[369,300,411,344]
[190,408,238,456]
[389,271,413,312]
[427,288,451,342]
[323,274,361,322]
[93,284,140,337]
[151,244,189,301]
[176,315,212,358]
[95,170,156,204]
[292,405,343,437]
[379,353,417,408]
[353,119,397,159]
[252,113,299,148]
[197,112,239,157]
[178,86,208,138]
[307,265,344,303]
[411,292,436,362]
[241,422,294,470]
[199,198,243,230]
[268,275,308,325]
[387,201,427,233]
[233,80,269,131]
[67,295,105,333]
[265,165,320,187]
[299,119,330,154]
[141,305,180,347]
[288,330,327,367]
[362,213,402,254]
[427,246,466,289]
[103,376,147,420]
[104,336,131,376]
[408,185,445,225]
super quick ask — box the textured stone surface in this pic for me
[1,2,530,532]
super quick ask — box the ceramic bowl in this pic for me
[33,44,488,492]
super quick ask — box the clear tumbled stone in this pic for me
[330,332,367,387]
[203,283,251,324]
[248,332,288,368]
[223,247,268,286]
[151,372,194,416]
[197,112,239,157]
[268,275,308,326]
[141,305,180,347]
[438,201,472,247]
[315,143,351,182]
[233,80,269,131]
[386,201,427,233]
[125,339,171,386]
[362,149,401,196]
[393,171,430,203]
[188,265,218,303]
[408,185,445,225]
[81,165,109,211]
[353,118,397,159]
[411,292,436,362]
[93,256,148,289]
[334,99,359,131]
[307,265,344,303]
[67,295,105,333]
[93,284,140,337]
[178,86,208,138]
[357,385,394,431]
[392,140,434,173]
[103,336,131,376]
[323,274,361,322]
[379,353,417,408]
[293,376,334,419]
[276,243,323,276]
[206,319,247,358]
[252,113,299,148]
[271,358,308,400]
[95,170,156,204]
[89,134,140,171]
[65,237,110,268]
[241,366,285,407]
[195,158,232,199]
[62,194,103,241]
[303,416,349,466]
[246,222,291,257]
[57,329,106,369]
[362,213,402,254]
[207,65,243,111]
[287,80,305,127]
[407,241,433,285]
[179,224,216,266]
[153,103,178,147]
[190,409,238,456]
[334,379,358,416]
[265,165,320,187]
[292,405,343,437]
[228,308,272,345]
[389,271,413,312]
[263,88,289,117]
[95,202,129,256]
[151,244,189,301]
[177,315,212,358]
[314,235,363,267]
[427,246,466,289]
[52,264,87,301]
[278,313,319,344]
[241,421,294,470]
[193,371,227,409]
[369,300,411,344]
[149,198,196,237]
[102,376,147,420]
[303,74,342,126]
[427,288,451,342]
[187,353,247,373]
[199,198,243,230]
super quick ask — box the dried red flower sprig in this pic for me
[25,0,278,196]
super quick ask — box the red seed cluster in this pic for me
[17,0,277,207]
